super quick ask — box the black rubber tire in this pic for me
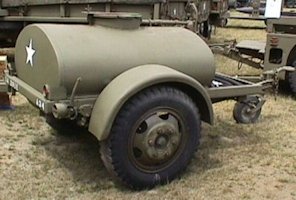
[100,86,201,189]
[288,62,296,97]
[200,20,211,39]
[233,96,261,124]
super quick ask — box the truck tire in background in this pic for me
[200,20,212,39]
[288,61,296,97]
[100,86,201,189]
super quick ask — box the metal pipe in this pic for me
[141,19,190,26]
[52,103,69,119]
[70,77,82,106]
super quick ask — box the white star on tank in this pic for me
[26,39,36,67]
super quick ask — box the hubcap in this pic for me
[130,110,184,172]
[242,103,257,120]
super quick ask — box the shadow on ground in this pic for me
[193,119,266,171]
[35,128,122,190]
[30,117,267,191]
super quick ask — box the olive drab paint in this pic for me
[15,24,215,99]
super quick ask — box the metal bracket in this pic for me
[247,97,266,114]
[262,66,295,99]
[70,77,82,106]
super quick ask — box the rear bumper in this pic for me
[4,71,54,113]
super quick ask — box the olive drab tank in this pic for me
[15,22,215,100]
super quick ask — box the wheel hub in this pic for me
[132,112,182,168]
[145,124,181,162]
[155,135,168,148]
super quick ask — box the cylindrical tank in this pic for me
[15,24,215,98]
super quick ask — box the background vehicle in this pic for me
[0,0,229,46]
[229,0,266,21]
[210,0,229,27]
[228,0,238,8]
[266,17,296,95]
[212,16,296,96]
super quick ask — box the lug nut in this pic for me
[148,140,154,146]
[157,129,164,135]
[168,128,174,134]
[172,140,177,146]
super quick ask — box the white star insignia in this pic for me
[26,39,36,67]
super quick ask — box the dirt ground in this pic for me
[1,18,296,200]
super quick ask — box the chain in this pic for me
[273,70,279,100]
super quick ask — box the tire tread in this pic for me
[100,86,200,189]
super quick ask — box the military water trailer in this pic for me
[4,11,284,189]
[5,15,215,189]
[0,0,230,104]
[0,0,220,98]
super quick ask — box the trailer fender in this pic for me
[88,64,213,141]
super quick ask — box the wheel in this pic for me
[199,20,211,39]
[233,96,262,124]
[288,71,296,96]
[218,18,228,27]
[288,62,296,97]
[100,86,201,189]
